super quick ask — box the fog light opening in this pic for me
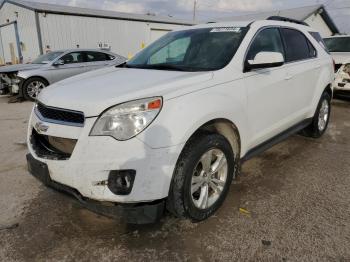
[108,170,136,195]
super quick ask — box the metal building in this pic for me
[0,0,193,64]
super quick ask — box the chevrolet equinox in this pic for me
[27,17,334,224]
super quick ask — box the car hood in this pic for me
[0,63,44,73]
[39,66,214,117]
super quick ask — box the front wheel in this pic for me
[167,133,235,221]
[22,77,48,101]
[302,92,331,138]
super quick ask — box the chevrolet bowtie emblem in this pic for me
[35,122,49,133]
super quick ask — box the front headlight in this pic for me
[90,97,162,140]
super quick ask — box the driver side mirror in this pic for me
[245,52,284,72]
[53,59,65,66]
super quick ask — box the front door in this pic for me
[243,27,291,148]
[49,51,87,83]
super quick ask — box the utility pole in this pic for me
[193,0,197,22]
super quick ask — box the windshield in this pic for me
[32,52,64,64]
[324,37,350,52]
[127,27,248,72]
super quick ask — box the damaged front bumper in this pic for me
[26,153,165,224]
[0,73,22,95]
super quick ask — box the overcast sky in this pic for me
[27,0,350,33]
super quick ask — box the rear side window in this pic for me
[85,52,113,62]
[309,31,328,52]
[246,28,284,61]
[281,28,315,62]
[61,52,84,64]
[307,40,317,58]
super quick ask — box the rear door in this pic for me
[49,51,87,83]
[280,28,320,117]
[83,51,115,72]
[244,27,290,148]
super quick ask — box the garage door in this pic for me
[0,22,22,64]
[150,29,171,44]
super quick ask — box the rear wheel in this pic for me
[22,77,48,101]
[302,92,331,138]
[167,133,235,221]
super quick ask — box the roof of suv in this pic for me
[187,19,316,32]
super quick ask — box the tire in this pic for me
[22,77,49,101]
[301,92,331,138]
[166,132,236,221]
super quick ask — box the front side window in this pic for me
[281,28,313,62]
[61,52,84,64]
[324,37,350,52]
[246,28,284,61]
[127,27,248,71]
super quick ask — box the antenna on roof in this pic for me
[267,16,309,26]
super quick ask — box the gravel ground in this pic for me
[0,96,349,262]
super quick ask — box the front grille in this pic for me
[30,129,77,160]
[35,103,84,126]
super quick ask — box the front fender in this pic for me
[137,79,249,155]
[17,69,49,83]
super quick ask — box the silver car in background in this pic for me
[0,49,126,101]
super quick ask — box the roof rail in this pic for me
[267,16,309,26]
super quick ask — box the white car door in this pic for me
[280,28,321,117]
[243,27,291,148]
[49,51,87,83]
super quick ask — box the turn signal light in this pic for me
[148,99,162,110]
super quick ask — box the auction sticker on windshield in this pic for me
[210,27,242,33]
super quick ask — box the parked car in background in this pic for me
[0,49,126,101]
[27,18,334,224]
[324,35,350,97]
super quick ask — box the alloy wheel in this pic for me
[191,149,228,209]
[26,81,46,99]
[318,99,329,132]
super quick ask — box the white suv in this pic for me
[27,18,334,224]
[324,35,350,97]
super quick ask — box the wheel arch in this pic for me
[324,84,333,98]
[22,75,50,85]
[185,118,241,161]
[20,75,50,97]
